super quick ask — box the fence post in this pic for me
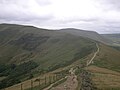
[39,78,41,90]
[55,74,56,81]
[21,83,23,90]
[56,74,58,80]
[31,80,33,90]
[45,76,47,85]
[56,74,59,80]
[49,75,51,84]
[39,78,40,87]
[53,75,55,82]
[51,76,53,83]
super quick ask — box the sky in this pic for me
[0,0,120,33]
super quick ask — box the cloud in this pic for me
[0,0,120,33]
[0,0,53,20]
[102,0,120,11]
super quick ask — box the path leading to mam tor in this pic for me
[49,68,78,90]
[44,43,99,90]
[87,43,99,66]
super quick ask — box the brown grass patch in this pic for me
[86,65,120,89]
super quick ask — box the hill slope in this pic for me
[93,44,120,72]
[0,24,97,89]
[0,24,120,90]
[59,28,113,45]
[0,24,97,66]
[102,34,120,46]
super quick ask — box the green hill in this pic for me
[0,24,97,89]
[0,24,97,66]
[59,28,113,45]
[93,44,120,72]
[102,34,120,46]
[86,43,120,89]
[0,24,120,89]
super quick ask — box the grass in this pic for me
[51,78,67,88]
[0,24,96,68]
[25,82,50,90]
[0,76,6,81]
[25,70,68,90]
[1,24,120,90]
[75,69,82,90]
[4,66,69,90]
[93,44,120,72]
[86,65,120,90]
[25,78,67,90]
[102,34,120,46]
[0,61,38,89]
[111,46,120,51]
[4,74,55,90]
[0,24,97,89]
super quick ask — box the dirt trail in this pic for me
[87,43,99,66]
[47,44,99,90]
[49,68,78,90]
[79,43,100,90]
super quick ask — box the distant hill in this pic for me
[93,43,120,72]
[102,34,120,46]
[0,24,96,65]
[59,28,113,45]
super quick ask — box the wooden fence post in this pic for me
[45,76,47,85]
[39,78,41,88]
[51,75,53,83]
[31,80,33,90]
[21,83,23,90]
[34,78,41,90]
[56,74,58,80]
[54,74,56,82]
[53,75,55,82]
[56,74,59,80]
[49,75,51,84]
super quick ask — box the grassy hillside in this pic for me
[93,44,120,72]
[59,28,113,45]
[0,24,97,89]
[0,24,97,66]
[102,34,120,46]
[86,65,120,90]
[1,24,120,90]
[83,43,120,90]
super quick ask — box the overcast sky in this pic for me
[0,0,120,33]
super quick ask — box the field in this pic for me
[86,65,120,90]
